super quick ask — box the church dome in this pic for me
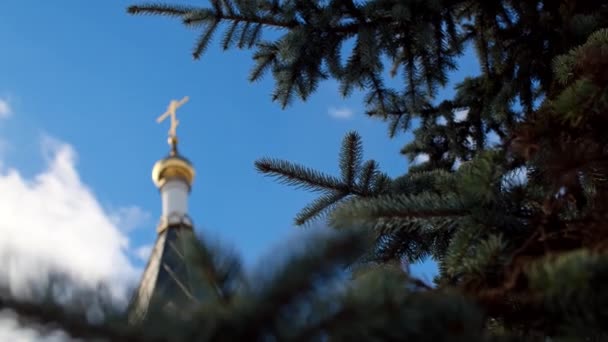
[151,137,195,188]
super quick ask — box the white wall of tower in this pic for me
[160,179,189,223]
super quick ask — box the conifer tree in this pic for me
[125,1,608,339]
[0,229,493,341]
[1,1,606,340]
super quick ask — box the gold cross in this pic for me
[156,96,189,138]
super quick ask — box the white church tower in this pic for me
[152,135,195,232]
[128,97,201,324]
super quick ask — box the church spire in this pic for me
[151,96,195,232]
[128,97,201,325]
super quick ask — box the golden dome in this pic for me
[152,137,195,188]
[152,156,195,188]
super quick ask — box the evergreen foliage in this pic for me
[255,131,391,225]
[125,0,608,338]
[0,230,499,341]
[2,0,607,340]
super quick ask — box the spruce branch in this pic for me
[181,5,298,29]
[339,131,364,186]
[294,191,349,226]
[221,20,240,50]
[526,250,608,336]
[443,222,485,278]
[391,169,455,195]
[358,160,379,193]
[192,18,220,59]
[237,22,251,49]
[0,295,157,342]
[128,0,465,127]
[127,4,196,17]
[249,42,280,81]
[387,114,403,138]
[255,157,347,193]
[460,234,507,277]
[256,132,385,226]
[224,228,372,339]
[125,2,608,338]
[323,267,487,341]
[370,172,392,194]
[330,192,468,230]
[180,231,244,304]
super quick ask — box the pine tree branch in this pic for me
[257,132,383,225]
[182,232,244,305]
[129,2,367,32]
[255,157,348,193]
[443,222,484,278]
[128,4,196,17]
[331,193,468,230]
[125,3,608,337]
[295,191,350,226]
[230,229,371,339]
[221,20,240,50]
[192,18,220,59]
[249,42,280,81]
[289,306,355,342]
[184,9,299,30]
[0,296,159,342]
[358,160,379,194]
[339,131,363,186]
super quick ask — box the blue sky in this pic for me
[0,1,479,285]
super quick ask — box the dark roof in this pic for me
[127,224,203,324]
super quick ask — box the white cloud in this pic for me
[0,135,148,339]
[411,153,430,165]
[0,99,12,119]
[110,206,151,232]
[328,106,354,119]
[134,245,153,262]
[436,109,467,126]
[454,109,468,122]
[0,136,141,299]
